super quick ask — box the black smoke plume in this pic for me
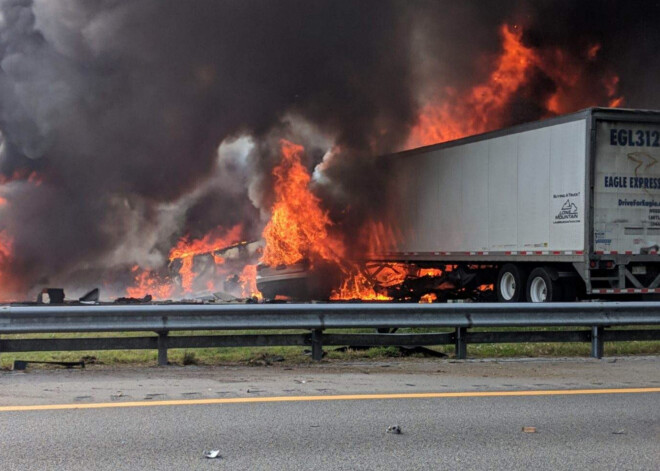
[0,0,659,299]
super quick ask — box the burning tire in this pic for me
[496,264,527,302]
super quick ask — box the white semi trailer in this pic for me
[374,107,660,302]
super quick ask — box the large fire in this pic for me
[125,266,174,300]
[124,224,253,300]
[261,140,344,267]
[258,25,625,301]
[409,24,623,147]
[0,22,627,304]
[168,224,243,292]
[262,140,389,300]
[239,264,262,299]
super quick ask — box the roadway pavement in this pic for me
[0,357,658,470]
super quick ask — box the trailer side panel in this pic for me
[389,119,586,257]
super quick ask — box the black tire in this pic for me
[496,264,528,302]
[561,279,578,302]
[526,267,562,302]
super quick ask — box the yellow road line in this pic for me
[1,387,658,412]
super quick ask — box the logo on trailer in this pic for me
[555,199,579,223]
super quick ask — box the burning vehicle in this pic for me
[256,107,660,302]
[0,2,658,304]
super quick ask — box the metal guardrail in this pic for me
[1,302,659,364]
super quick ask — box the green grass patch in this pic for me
[0,327,658,368]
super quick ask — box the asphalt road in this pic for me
[1,390,659,470]
[1,358,658,470]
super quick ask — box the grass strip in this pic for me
[1,327,658,368]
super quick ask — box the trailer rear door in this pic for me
[594,119,660,254]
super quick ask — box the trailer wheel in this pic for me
[496,264,527,302]
[526,267,562,302]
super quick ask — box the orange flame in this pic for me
[330,268,391,301]
[409,24,623,147]
[124,224,248,299]
[262,140,387,300]
[261,139,344,267]
[419,293,437,303]
[239,264,263,300]
[169,224,243,293]
[0,230,14,302]
[417,268,443,278]
[125,265,174,300]
[410,24,536,146]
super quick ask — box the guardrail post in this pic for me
[455,327,467,359]
[157,331,169,366]
[591,326,604,359]
[311,329,323,361]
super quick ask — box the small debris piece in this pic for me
[204,450,222,459]
[302,349,327,358]
[37,288,65,304]
[79,288,100,303]
[522,427,537,433]
[397,346,447,358]
[387,425,402,434]
[114,294,153,304]
[248,353,285,366]
[612,429,626,435]
[81,355,98,364]
[333,345,371,352]
[13,360,85,370]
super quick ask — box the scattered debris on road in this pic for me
[302,349,327,358]
[522,426,537,433]
[13,360,85,370]
[80,355,99,364]
[248,353,285,366]
[204,450,222,459]
[612,429,626,435]
[387,425,402,434]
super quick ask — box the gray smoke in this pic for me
[0,0,658,299]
